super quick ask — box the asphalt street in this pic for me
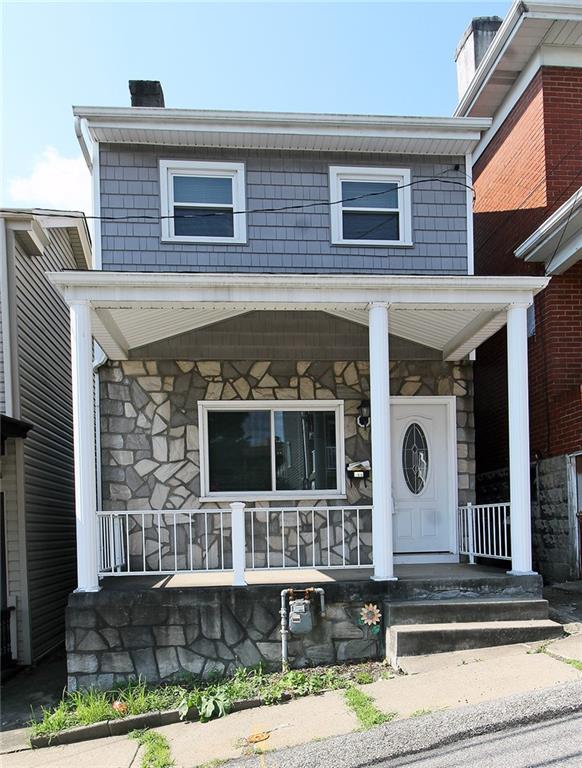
[226,681,582,768]
[384,714,582,768]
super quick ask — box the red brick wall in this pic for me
[473,66,582,473]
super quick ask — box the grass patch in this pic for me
[343,687,396,730]
[410,708,432,717]
[131,729,174,768]
[563,658,582,671]
[353,671,374,685]
[30,662,393,739]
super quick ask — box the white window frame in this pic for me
[198,400,346,501]
[159,160,247,244]
[329,166,412,246]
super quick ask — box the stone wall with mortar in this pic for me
[532,455,578,583]
[66,570,542,690]
[66,582,387,690]
[100,358,475,513]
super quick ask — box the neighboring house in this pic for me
[454,0,582,583]
[0,210,91,674]
[53,80,559,691]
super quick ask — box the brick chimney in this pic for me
[129,80,165,108]
[455,17,503,100]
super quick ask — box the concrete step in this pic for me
[384,598,550,626]
[387,619,563,668]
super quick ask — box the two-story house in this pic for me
[454,0,582,584]
[53,81,559,691]
[1,209,91,675]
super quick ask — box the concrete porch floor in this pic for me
[99,563,508,590]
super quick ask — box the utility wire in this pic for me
[2,174,473,223]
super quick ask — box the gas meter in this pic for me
[288,598,313,635]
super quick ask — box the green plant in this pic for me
[131,729,174,768]
[354,671,374,685]
[563,658,582,671]
[343,686,396,730]
[410,708,432,718]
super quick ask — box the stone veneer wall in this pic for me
[66,582,386,690]
[66,570,542,690]
[100,358,475,511]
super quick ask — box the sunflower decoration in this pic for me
[358,603,382,635]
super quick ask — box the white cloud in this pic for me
[8,146,91,214]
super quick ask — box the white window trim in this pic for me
[159,159,247,244]
[329,165,412,247]
[198,399,346,502]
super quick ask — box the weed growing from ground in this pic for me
[343,687,396,729]
[130,729,174,768]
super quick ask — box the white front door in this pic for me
[390,399,454,553]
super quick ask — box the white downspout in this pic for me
[93,344,107,510]
[0,219,16,416]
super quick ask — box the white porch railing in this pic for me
[97,504,373,577]
[458,502,511,563]
[97,509,233,576]
[245,505,373,570]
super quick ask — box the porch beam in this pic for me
[47,272,550,309]
[369,302,396,581]
[70,301,100,592]
[506,304,534,575]
[93,308,130,359]
[442,310,504,361]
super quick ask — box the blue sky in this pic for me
[1,0,511,212]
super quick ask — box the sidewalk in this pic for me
[2,632,581,768]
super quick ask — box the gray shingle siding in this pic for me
[99,145,468,274]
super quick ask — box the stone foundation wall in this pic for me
[478,457,579,583]
[66,583,387,690]
[533,455,578,583]
[99,358,475,510]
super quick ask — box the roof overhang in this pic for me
[73,106,491,161]
[454,0,582,118]
[47,271,548,362]
[514,185,582,274]
[0,209,92,269]
[1,414,33,450]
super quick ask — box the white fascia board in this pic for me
[515,186,582,262]
[72,106,490,152]
[454,1,582,118]
[471,45,582,164]
[46,271,549,309]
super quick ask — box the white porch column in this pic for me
[369,303,396,581]
[506,304,534,575]
[70,301,100,592]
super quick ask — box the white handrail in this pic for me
[458,502,511,562]
[244,505,373,570]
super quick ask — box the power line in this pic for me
[2,174,473,223]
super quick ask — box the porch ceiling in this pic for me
[48,272,548,361]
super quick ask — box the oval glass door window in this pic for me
[402,423,429,494]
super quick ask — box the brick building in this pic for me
[455,2,582,582]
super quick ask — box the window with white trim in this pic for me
[329,166,412,246]
[160,160,246,243]
[198,401,345,500]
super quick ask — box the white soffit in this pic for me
[73,108,490,156]
[92,306,249,357]
[91,303,507,361]
[456,4,582,118]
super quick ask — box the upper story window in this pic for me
[329,166,412,246]
[160,160,246,243]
